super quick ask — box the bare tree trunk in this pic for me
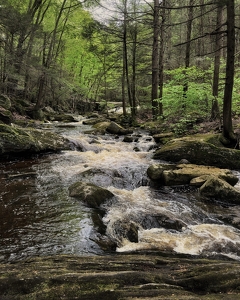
[158,0,166,116]
[211,3,223,121]
[183,0,194,99]
[151,0,160,120]
[131,11,137,118]
[222,0,235,142]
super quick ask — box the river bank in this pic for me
[1,253,240,299]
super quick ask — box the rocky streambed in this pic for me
[1,117,240,298]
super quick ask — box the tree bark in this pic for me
[222,0,235,142]
[151,0,160,120]
[211,3,223,121]
[158,0,166,116]
[183,0,194,99]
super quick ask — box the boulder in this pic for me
[199,176,240,204]
[0,124,70,158]
[83,117,108,125]
[106,121,133,135]
[92,121,111,134]
[147,163,175,181]
[163,164,238,186]
[0,107,13,124]
[68,181,114,208]
[153,134,240,169]
[47,114,78,122]
[152,132,174,144]
[147,163,238,187]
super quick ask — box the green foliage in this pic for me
[161,66,221,120]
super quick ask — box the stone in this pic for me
[0,107,13,124]
[190,175,211,187]
[163,164,238,186]
[153,134,240,169]
[152,132,174,143]
[106,121,133,135]
[0,124,70,158]
[68,181,114,208]
[147,163,238,187]
[1,254,240,299]
[147,163,175,181]
[123,135,134,143]
[199,176,240,204]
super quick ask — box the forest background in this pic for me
[0,0,239,141]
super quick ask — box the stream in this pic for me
[1,117,240,263]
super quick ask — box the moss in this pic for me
[153,134,240,169]
[1,255,240,299]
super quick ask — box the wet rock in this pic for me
[49,114,78,122]
[106,121,133,135]
[68,181,114,208]
[163,164,238,186]
[92,121,111,134]
[153,134,240,169]
[141,214,184,231]
[152,132,174,144]
[112,220,139,243]
[123,135,134,143]
[199,176,240,204]
[147,163,175,181]
[0,124,70,158]
[83,117,108,125]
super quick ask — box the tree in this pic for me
[183,0,194,99]
[151,0,160,120]
[211,2,223,121]
[222,0,236,142]
[158,0,166,116]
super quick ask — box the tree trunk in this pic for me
[151,0,160,120]
[222,0,235,142]
[211,4,223,121]
[158,0,166,116]
[183,0,194,99]
[123,0,133,113]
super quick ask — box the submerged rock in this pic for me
[68,181,114,208]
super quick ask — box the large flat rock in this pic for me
[1,254,240,299]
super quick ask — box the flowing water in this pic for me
[1,118,240,263]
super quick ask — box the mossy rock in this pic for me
[199,175,240,203]
[92,121,111,134]
[0,107,13,124]
[0,94,11,110]
[1,254,240,299]
[153,134,240,169]
[0,124,70,157]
